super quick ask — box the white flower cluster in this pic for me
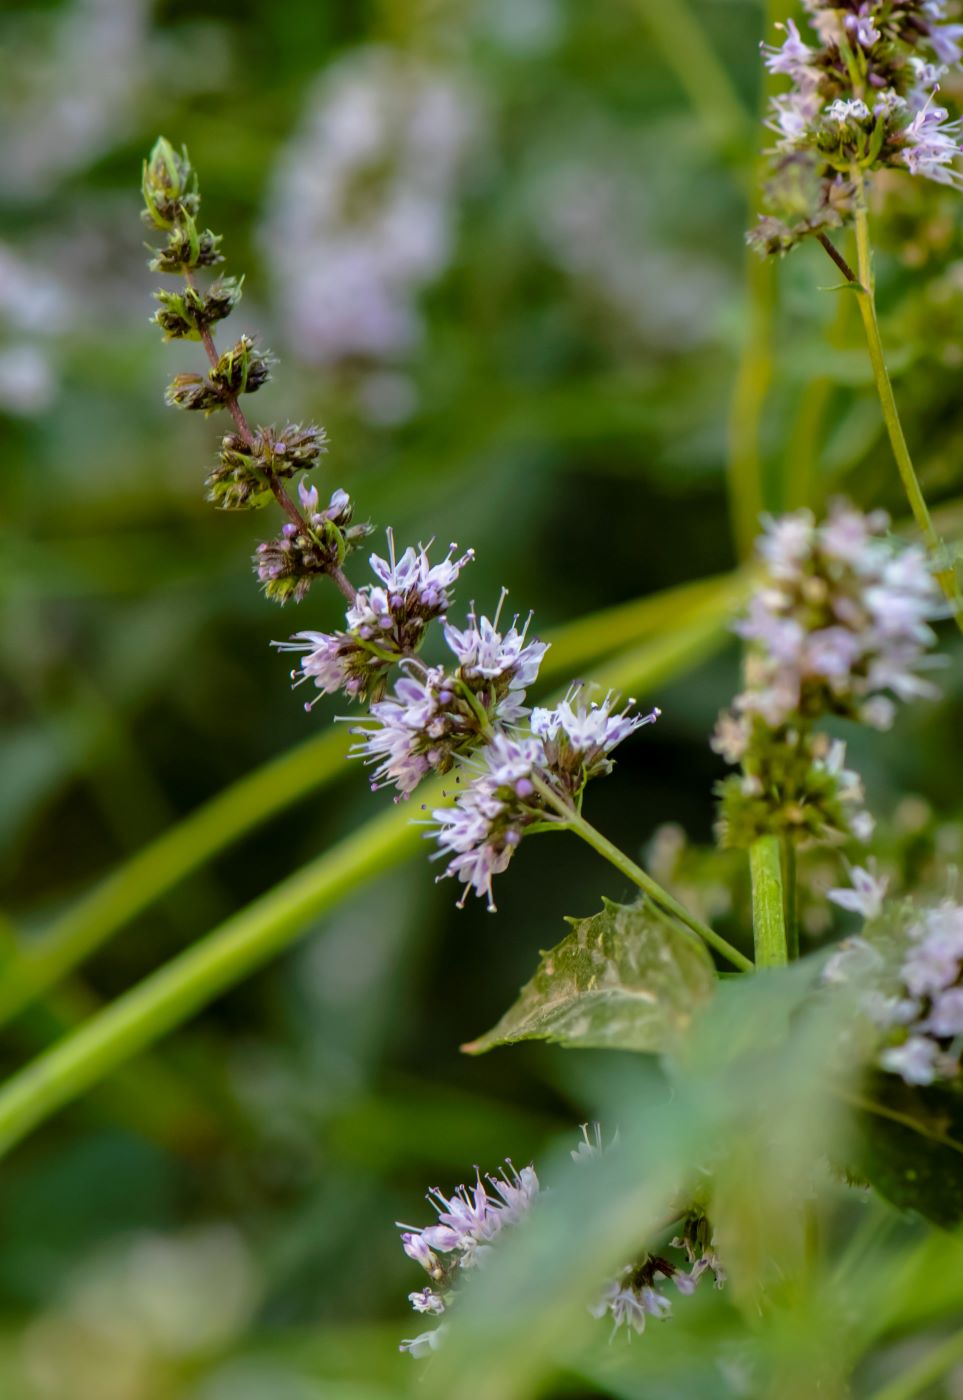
[752,3,963,252]
[432,697,659,910]
[262,46,482,384]
[827,875,963,1087]
[398,1159,540,1357]
[732,502,942,733]
[398,1138,723,1357]
[764,5,963,187]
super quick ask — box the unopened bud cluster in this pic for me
[142,137,369,605]
[397,1129,724,1358]
[714,503,941,848]
[751,2,963,255]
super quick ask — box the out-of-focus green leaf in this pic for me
[463,897,715,1056]
[846,1073,963,1228]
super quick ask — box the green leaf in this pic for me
[462,898,715,1056]
[846,1072,963,1228]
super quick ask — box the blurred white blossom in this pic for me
[262,47,484,372]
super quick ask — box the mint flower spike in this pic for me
[142,135,358,605]
[712,502,943,851]
[397,1138,723,1359]
[825,894,963,1088]
[750,2,963,255]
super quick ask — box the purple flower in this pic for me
[431,733,547,910]
[828,864,889,921]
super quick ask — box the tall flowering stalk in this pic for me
[714,501,943,961]
[142,138,750,974]
[751,2,963,627]
[396,1130,725,1358]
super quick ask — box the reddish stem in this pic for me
[183,270,356,602]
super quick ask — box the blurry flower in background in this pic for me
[0,0,150,201]
[529,142,728,350]
[20,1226,260,1400]
[262,45,484,417]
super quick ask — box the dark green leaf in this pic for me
[847,1072,963,1228]
[462,898,715,1056]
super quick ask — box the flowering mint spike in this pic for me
[714,503,942,849]
[750,3,963,254]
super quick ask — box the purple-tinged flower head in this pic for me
[899,95,963,187]
[732,502,942,732]
[486,1161,540,1222]
[753,3,963,254]
[347,530,474,654]
[531,689,660,796]
[430,733,547,910]
[409,1288,445,1315]
[444,593,549,723]
[274,628,384,706]
[844,6,881,49]
[762,19,820,84]
[828,897,963,1088]
[397,1155,539,1355]
[591,1263,675,1339]
[829,862,889,920]
[297,479,356,530]
[348,660,491,798]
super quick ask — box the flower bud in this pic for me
[141,137,199,229]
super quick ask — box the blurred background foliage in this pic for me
[4,0,963,1395]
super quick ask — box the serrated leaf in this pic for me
[846,1072,963,1227]
[462,898,715,1056]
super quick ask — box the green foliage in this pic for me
[851,1073,963,1227]
[464,897,715,1055]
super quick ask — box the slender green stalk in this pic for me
[868,1328,963,1400]
[725,0,784,557]
[0,728,351,1029]
[0,588,750,1156]
[558,803,753,973]
[850,171,963,631]
[782,834,798,961]
[0,792,430,1160]
[749,833,788,967]
[728,252,775,559]
[633,0,750,158]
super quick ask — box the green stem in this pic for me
[749,833,787,967]
[0,792,429,1161]
[0,728,351,1030]
[850,171,963,631]
[868,1329,963,1400]
[782,834,798,961]
[633,0,750,159]
[558,802,753,973]
[3,572,750,1034]
[0,588,750,1158]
